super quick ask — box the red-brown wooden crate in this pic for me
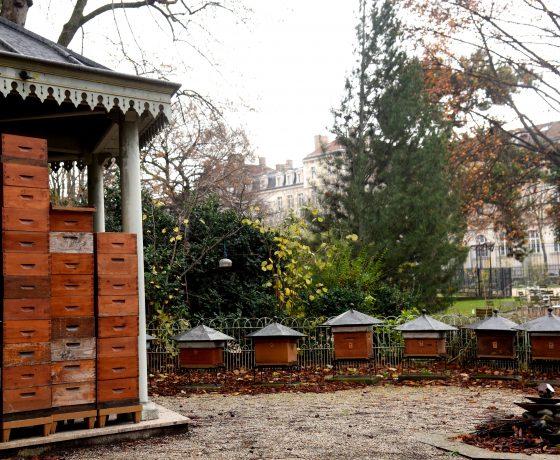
[51,274,93,297]
[1,134,47,161]
[52,317,95,339]
[3,386,51,414]
[98,357,138,380]
[97,316,138,339]
[254,338,299,366]
[51,253,93,275]
[1,162,48,189]
[333,330,373,360]
[52,382,95,406]
[51,296,93,318]
[49,232,94,254]
[97,276,137,296]
[97,295,138,317]
[3,298,51,320]
[50,207,95,233]
[97,378,138,403]
[2,186,50,210]
[95,232,137,254]
[476,331,516,359]
[97,337,138,359]
[3,231,49,253]
[3,320,50,344]
[96,253,137,276]
[3,253,50,276]
[179,348,224,368]
[3,276,50,298]
[52,360,95,384]
[3,364,51,389]
[51,337,96,362]
[2,207,48,232]
[3,342,50,367]
[531,336,560,360]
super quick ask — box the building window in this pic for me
[297,193,305,207]
[475,235,488,258]
[311,167,316,179]
[497,232,508,257]
[276,196,283,211]
[529,230,541,253]
[287,195,294,209]
[296,172,302,183]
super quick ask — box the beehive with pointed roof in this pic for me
[248,322,304,366]
[395,310,456,357]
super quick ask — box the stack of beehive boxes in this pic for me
[95,233,140,426]
[1,134,52,440]
[49,206,97,433]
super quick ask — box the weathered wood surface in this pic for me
[3,276,50,298]
[97,316,138,339]
[96,253,137,275]
[97,337,138,358]
[51,317,95,339]
[52,360,95,384]
[98,356,138,381]
[1,134,47,161]
[95,232,137,254]
[51,295,93,318]
[97,378,139,403]
[3,252,50,276]
[52,382,95,407]
[2,364,51,389]
[2,208,49,232]
[2,230,49,253]
[3,386,52,414]
[3,320,51,343]
[97,295,138,317]
[51,253,93,275]
[2,186,50,209]
[1,163,48,189]
[97,276,137,296]
[51,274,94,297]
[51,337,96,362]
[3,298,51,320]
[50,208,94,233]
[3,342,51,367]
[49,232,93,253]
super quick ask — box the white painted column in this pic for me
[119,110,157,420]
[88,156,105,232]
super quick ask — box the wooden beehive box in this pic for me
[463,310,518,359]
[248,322,305,367]
[517,308,560,361]
[173,324,234,369]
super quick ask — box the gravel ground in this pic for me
[54,384,525,460]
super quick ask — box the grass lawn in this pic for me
[444,297,516,315]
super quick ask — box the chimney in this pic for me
[286,160,293,169]
[259,157,266,167]
[314,135,329,152]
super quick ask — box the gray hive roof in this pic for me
[0,16,107,69]
[173,325,234,342]
[394,310,457,332]
[515,308,560,333]
[247,322,305,338]
[464,310,518,331]
[323,309,384,326]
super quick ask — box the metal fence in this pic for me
[146,310,556,374]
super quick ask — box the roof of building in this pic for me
[394,310,457,332]
[303,139,345,161]
[515,308,560,333]
[247,322,305,338]
[173,325,234,342]
[512,120,560,143]
[463,310,518,331]
[323,309,384,327]
[0,16,108,69]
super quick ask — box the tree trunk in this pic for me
[0,0,32,27]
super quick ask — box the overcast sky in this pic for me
[25,1,358,167]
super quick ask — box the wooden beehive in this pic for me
[248,322,304,367]
[173,325,233,369]
[463,310,518,359]
[517,308,560,362]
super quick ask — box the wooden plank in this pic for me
[98,357,138,380]
[3,342,51,367]
[2,186,50,210]
[52,382,95,406]
[3,364,51,389]
[51,409,96,433]
[97,276,137,296]
[97,337,138,359]
[51,337,96,362]
[3,298,50,320]
[50,208,94,233]
[3,253,50,276]
[3,276,51,298]
[1,134,47,161]
[3,320,51,343]
[2,208,49,232]
[97,295,138,317]
[97,404,141,428]
[2,231,49,253]
[1,415,52,442]
[49,232,93,253]
[98,316,138,339]
[51,253,93,275]
[51,296,93,318]
[52,360,95,384]
[2,386,52,414]
[96,253,137,276]
[97,378,139,403]
[52,317,95,339]
[95,232,137,254]
[1,162,48,189]
[51,274,93,297]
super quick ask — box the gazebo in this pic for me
[0,17,180,422]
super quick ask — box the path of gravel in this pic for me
[54,385,525,460]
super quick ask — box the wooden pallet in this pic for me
[97,404,141,428]
[1,415,52,442]
[51,409,97,434]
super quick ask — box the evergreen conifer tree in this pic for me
[322,0,466,305]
